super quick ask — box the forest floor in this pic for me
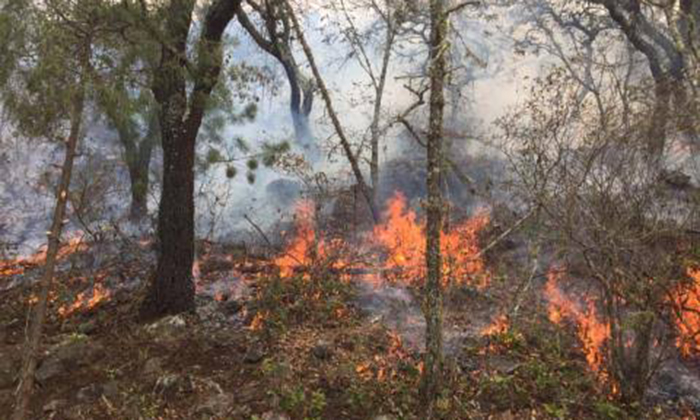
[0,232,698,420]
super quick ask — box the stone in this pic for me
[243,343,264,364]
[195,393,234,417]
[102,380,119,399]
[0,353,17,388]
[43,399,68,412]
[261,411,291,420]
[142,357,163,376]
[373,416,397,420]
[36,340,103,383]
[311,340,333,360]
[77,383,107,403]
[154,374,193,398]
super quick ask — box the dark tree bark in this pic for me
[12,54,87,420]
[593,0,693,155]
[420,0,447,412]
[237,1,315,145]
[139,0,240,319]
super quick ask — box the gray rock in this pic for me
[195,393,234,417]
[143,357,163,376]
[102,380,119,399]
[311,340,333,360]
[145,315,188,341]
[373,416,397,420]
[43,398,67,412]
[243,343,264,364]
[36,340,103,383]
[77,384,102,403]
[0,353,17,388]
[154,373,193,398]
[261,411,291,420]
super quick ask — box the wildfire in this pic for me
[671,268,700,357]
[545,267,610,375]
[274,200,349,279]
[372,192,490,288]
[1,235,85,277]
[481,314,509,336]
[58,283,111,317]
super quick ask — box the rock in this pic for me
[154,374,193,398]
[102,380,119,399]
[36,339,103,383]
[311,340,333,360]
[145,315,188,342]
[261,411,291,420]
[0,353,17,388]
[143,357,164,376]
[43,399,67,413]
[373,416,397,420]
[77,384,103,403]
[195,393,234,417]
[243,343,265,364]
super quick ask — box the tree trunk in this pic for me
[128,114,158,221]
[139,0,239,319]
[420,0,447,412]
[12,67,86,420]
[369,24,395,207]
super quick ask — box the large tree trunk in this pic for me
[139,0,239,319]
[420,0,447,412]
[12,66,86,420]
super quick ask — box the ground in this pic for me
[0,232,697,420]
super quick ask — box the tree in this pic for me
[420,0,447,412]
[138,0,241,319]
[237,0,316,148]
[0,0,96,416]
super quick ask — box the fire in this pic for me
[58,283,111,317]
[671,268,700,357]
[372,192,490,287]
[275,200,318,278]
[481,314,509,336]
[1,235,85,278]
[545,267,610,375]
[274,200,349,279]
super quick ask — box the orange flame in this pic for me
[481,314,509,336]
[58,283,111,317]
[373,192,490,287]
[671,268,700,357]
[1,236,85,278]
[545,267,610,375]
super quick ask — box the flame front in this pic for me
[373,192,490,287]
[671,268,700,357]
[58,283,111,317]
[545,267,610,375]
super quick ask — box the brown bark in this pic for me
[12,61,86,420]
[139,0,240,319]
[420,0,447,412]
[283,0,378,223]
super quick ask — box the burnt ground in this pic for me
[0,232,698,420]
